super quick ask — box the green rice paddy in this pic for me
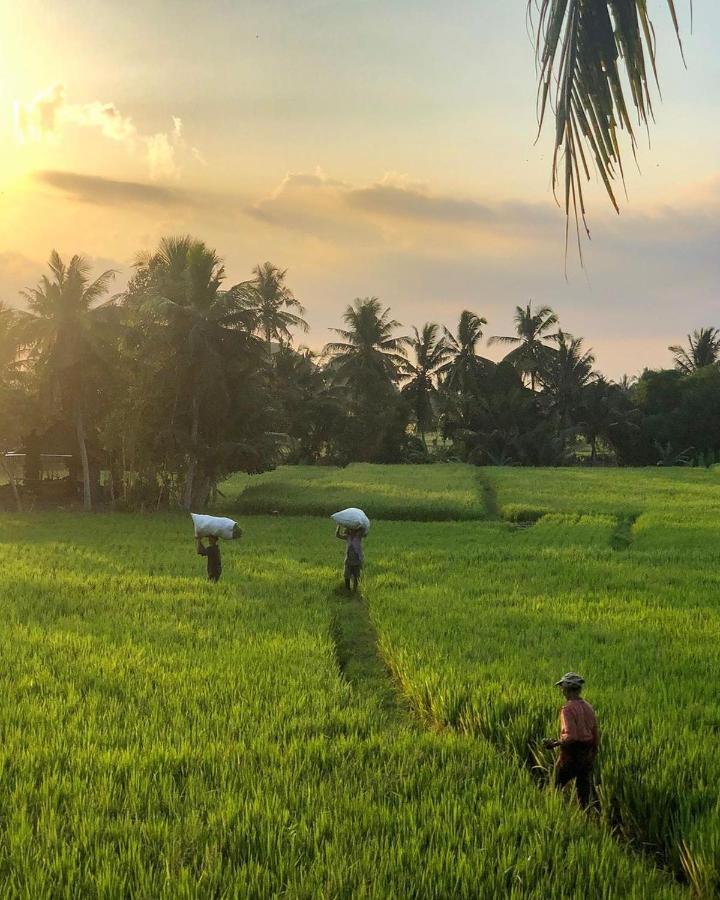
[1,465,719,896]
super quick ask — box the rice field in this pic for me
[1,465,719,896]
[221,463,485,520]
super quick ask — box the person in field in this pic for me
[335,525,364,591]
[544,672,599,810]
[196,534,222,583]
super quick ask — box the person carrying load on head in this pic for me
[335,525,364,591]
[191,513,242,584]
[196,535,222,583]
[331,508,369,592]
[544,672,599,810]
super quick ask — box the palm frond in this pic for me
[531,0,685,247]
[487,334,520,347]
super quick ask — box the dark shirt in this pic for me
[198,543,222,580]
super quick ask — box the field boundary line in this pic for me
[476,471,501,520]
[330,588,415,729]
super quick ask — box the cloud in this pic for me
[14,83,66,139]
[32,170,252,220]
[14,84,200,181]
[247,170,380,243]
[34,170,191,207]
[247,169,562,254]
[146,133,179,181]
[347,181,496,224]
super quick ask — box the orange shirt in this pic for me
[560,698,599,748]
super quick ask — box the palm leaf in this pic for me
[531,0,685,248]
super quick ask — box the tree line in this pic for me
[1,235,718,512]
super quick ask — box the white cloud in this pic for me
[14,84,201,181]
[146,133,179,181]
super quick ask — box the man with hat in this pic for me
[544,672,599,809]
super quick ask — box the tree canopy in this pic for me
[1,237,718,511]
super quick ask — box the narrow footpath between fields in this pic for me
[330,587,414,730]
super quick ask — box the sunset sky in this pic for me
[1,0,717,377]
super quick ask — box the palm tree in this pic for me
[438,311,488,394]
[137,235,260,509]
[324,297,408,386]
[532,1,685,242]
[669,328,720,374]
[240,262,308,359]
[402,323,451,447]
[579,377,641,465]
[0,303,24,510]
[488,303,559,390]
[541,331,597,428]
[18,252,117,510]
[616,374,638,395]
[0,303,19,371]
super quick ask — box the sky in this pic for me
[0,0,718,378]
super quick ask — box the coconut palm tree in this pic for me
[0,303,25,510]
[616,373,638,395]
[541,331,597,428]
[533,0,685,242]
[402,323,451,447]
[669,328,720,375]
[324,297,408,386]
[0,303,19,371]
[137,235,262,508]
[488,303,559,390]
[239,262,307,360]
[438,310,488,394]
[18,252,117,510]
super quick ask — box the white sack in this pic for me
[331,507,370,535]
[191,513,239,540]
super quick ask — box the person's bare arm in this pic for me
[196,537,206,555]
[544,707,569,749]
[335,526,346,540]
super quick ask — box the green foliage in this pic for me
[669,327,720,374]
[237,261,308,358]
[488,302,558,390]
[323,298,412,463]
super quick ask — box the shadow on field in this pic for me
[329,587,413,728]
[610,513,640,551]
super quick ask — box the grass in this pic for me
[367,509,720,892]
[484,465,720,520]
[5,464,720,895]
[0,507,683,897]
[219,463,486,520]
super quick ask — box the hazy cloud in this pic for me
[34,170,191,207]
[250,169,560,244]
[247,170,380,243]
[14,84,201,180]
[347,182,496,223]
